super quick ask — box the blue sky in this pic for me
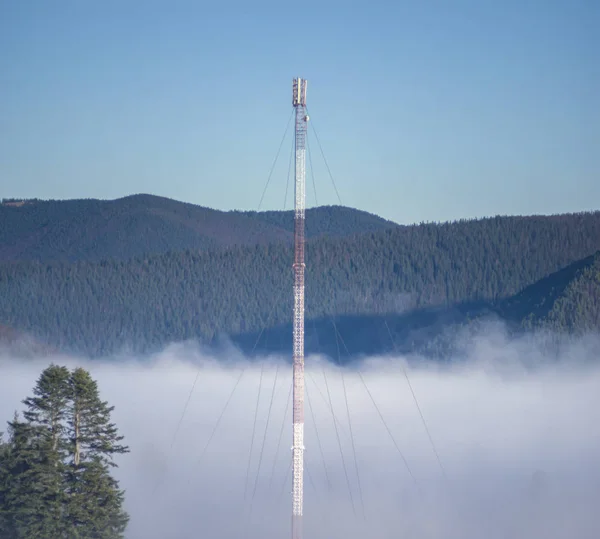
[1,0,598,224]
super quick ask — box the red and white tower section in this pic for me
[291,77,308,539]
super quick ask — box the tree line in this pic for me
[0,365,129,538]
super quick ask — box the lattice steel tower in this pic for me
[291,77,308,539]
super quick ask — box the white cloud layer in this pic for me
[2,328,600,538]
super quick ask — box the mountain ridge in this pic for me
[0,194,398,263]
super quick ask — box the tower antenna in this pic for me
[291,77,308,539]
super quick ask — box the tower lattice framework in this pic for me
[291,77,308,539]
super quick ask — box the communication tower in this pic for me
[291,77,308,539]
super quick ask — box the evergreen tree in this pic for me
[65,367,129,538]
[0,413,64,538]
[9,365,70,538]
[0,428,10,537]
[0,365,130,539]
[22,364,70,456]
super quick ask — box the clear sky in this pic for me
[1,0,598,224]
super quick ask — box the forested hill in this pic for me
[0,195,396,263]
[1,210,600,357]
[499,251,600,333]
[239,206,398,238]
[239,250,600,360]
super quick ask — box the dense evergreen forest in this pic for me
[236,250,600,360]
[1,196,599,358]
[0,364,129,538]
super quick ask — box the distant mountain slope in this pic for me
[1,210,599,357]
[518,252,600,333]
[239,205,398,239]
[0,324,55,358]
[408,251,600,360]
[0,195,285,262]
[245,251,600,361]
[543,257,600,333]
[0,195,396,263]
[497,251,600,330]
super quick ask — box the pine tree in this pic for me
[1,417,33,539]
[21,364,71,453]
[0,413,63,538]
[8,365,70,538]
[65,367,130,538]
[0,428,10,537]
[0,365,130,538]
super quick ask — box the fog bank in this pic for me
[1,329,600,538]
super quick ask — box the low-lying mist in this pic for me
[1,324,600,539]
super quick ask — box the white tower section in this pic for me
[291,77,308,539]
